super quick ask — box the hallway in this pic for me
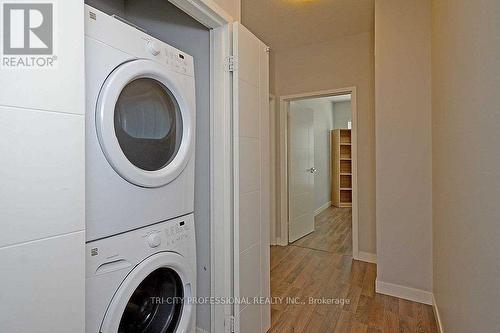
[269,207,439,333]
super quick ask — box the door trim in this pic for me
[167,1,233,332]
[277,87,360,260]
[269,94,277,246]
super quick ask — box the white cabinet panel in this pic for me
[233,22,270,333]
[239,304,262,333]
[0,1,85,331]
[239,244,261,300]
[0,0,85,115]
[0,231,85,333]
[239,137,261,194]
[235,26,260,87]
[258,43,271,332]
[238,79,260,138]
[239,191,261,252]
[0,106,84,247]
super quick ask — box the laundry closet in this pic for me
[85,0,211,331]
[0,0,270,332]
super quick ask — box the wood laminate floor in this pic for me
[269,207,439,333]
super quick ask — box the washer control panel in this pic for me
[85,214,195,278]
[143,220,191,249]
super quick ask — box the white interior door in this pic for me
[232,22,271,333]
[288,103,315,242]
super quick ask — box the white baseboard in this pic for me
[196,327,209,333]
[432,295,444,333]
[276,237,288,246]
[375,280,433,305]
[314,201,331,216]
[356,251,377,264]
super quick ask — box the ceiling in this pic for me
[241,0,374,52]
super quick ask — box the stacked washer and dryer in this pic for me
[85,5,197,333]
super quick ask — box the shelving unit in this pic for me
[331,129,352,208]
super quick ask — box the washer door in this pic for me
[100,252,194,333]
[97,59,194,188]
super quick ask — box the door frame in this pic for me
[277,87,360,260]
[269,94,277,246]
[168,1,233,332]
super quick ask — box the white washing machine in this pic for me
[86,214,196,333]
[85,5,196,241]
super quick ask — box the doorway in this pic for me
[268,88,364,332]
[287,93,354,249]
[275,87,359,258]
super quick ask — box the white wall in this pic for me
[213,0,240,21]
[0,0,85,332]
[332,101,352,129]
[375,0,433,300]
[432,0,500,332]
[275,32,376,254]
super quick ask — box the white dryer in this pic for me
[86,214,196,333]
[85,5,196,241]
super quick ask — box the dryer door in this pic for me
[100,252,194,333]
[96,59,194,188]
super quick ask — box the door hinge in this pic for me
[225,315,238,333]
[225,56,238,72]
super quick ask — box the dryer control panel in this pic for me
[85,5,195,77]
[164,48,191,75]
[142,37,194,76]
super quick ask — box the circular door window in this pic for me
[114,78,183,172]
[100,253,194,333]
[118,268,183,333]
[97,59,194,188]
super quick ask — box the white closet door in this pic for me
[232,22,271,333]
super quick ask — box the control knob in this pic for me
[147,233,161,248]
[146,40,161,56]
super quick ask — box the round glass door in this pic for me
[118,268,184,333]
[114,78,183,172]
[96,59,194,188]
[100,253,194,333]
